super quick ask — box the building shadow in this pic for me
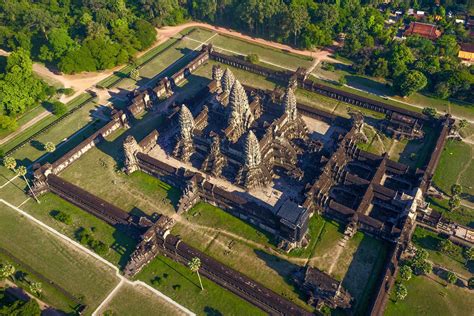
[253,249,307,302]
[340,235,391,316]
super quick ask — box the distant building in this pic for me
[404,22,442,40]
[458,43,474,62]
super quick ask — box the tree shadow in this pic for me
[204,307,223,316]
[30,140,45,151]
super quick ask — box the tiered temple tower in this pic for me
[221,68,235,94]
[227,80,254,142]
[173,104,195,162]
[236,131,271,189]
[201,134,227,177]
[123,135,140,174]
[284,87,298,121]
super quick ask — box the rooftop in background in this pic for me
[404,22,442,40]
[459,43,474,62]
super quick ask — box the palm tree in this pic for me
[188,257,203,291]
[0,263,16,280]
[17,165,40,204]
[3,156,17,171]
[44,142,56,153]
[29,281,42,296]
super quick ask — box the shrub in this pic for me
[50,101,67,116]
[50,210,72,225]
[58,87,74,96]
[399,265,412,281]
[172,284,181,291]
[338,75,347,86]
[395,283,407,301]
[446,271,457,284]
[322,62,335,71]
[422,107,437,119]
[464,247,473,261]
[245,54,259,64]
[90,240,108,256]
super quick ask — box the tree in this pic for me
[29,281,42,296]
[188,257,203,290]
[458,119,468,131]
[133,19,157,49]
[130,68,140,81]
[245,54,259,64]
[339,75,347,86]
[469,277,474,289]
[448,195,461,211]
[16,165,40,203]
[289,1,309,46]
[422,107,437,119]
[394,70,427,97]
[399,265,412,281]
[3,156,17,171]
[50,101,67,116]
[0,263,15,280]
[0,115,18,131]
[446,271,457,284]
[192,0,217,22]
[464,247,473,262]
[395,283,407,301]
[44,142,56,153]
[438,239,454,254]
[451,184,462,196]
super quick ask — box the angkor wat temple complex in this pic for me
[29,44,455,314]
[123,66,423,252]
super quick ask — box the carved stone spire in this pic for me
[178,104,194,140]
[201,134,226,177]
[236,131,271,189]
[123,135,140,174]
[244,131,261,168]
[221,68,235,94]
[212,65,223,83]
[173,104,194,162]
[283,88,297,120]
[228,80,253,130]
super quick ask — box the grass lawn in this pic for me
[0,250,77,313]
[411,227,472,279]
[135,255,266,316]
[427,196,474,228]
[7,100,101,165]
[99,283,187,316]
[433,140,473,196]
[203,32,313,70]
[340,234,389,315]
[317,61,474,120]
[172,202,312,310]
[21,193,137,268]
[385,273,474,316]
[0,204,120,313]
[1,93,94,154]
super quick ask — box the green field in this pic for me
[99,283,186,316]
[316,60,474,121]
[0,204,119,314]
[411,227,472,279]
[433,140,474,196]
[0,250,78,313]
[385,274,474,316]
[1,93,93,153]
[427,196,474,228]
[136,255,265,316]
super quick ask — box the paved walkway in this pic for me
[0,198,195,316]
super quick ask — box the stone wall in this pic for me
[418,115,453,194]
[50,110,128,174]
